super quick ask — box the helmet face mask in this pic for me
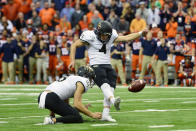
[95,21,112,43]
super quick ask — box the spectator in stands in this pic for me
[102,6,110,20]
[74,24,82,36]
[0,16,14,32]
[60,1,75,22]
[95,0,104,14]
[59,15,71,34]
[86,3,103,24]
[178,55,196,86]
[170,34,186,85]
[147,2,160,26]
[173,1,187,33]
[166,17,178,40]
[53,0,66,12]
[51,12,60,30]
[127,38,142,81]
[15,12,26,31]
[48,32,59,83]
[122,2,134,23]
[184,17,192,42]
[110,0,122,17]
[92,10,102,28]
[136,1,148,22]
[2,0,20,22]
[159,3,172,31]
[26,35,38,84]
[107,9,119,29]
[35,1,42,13]
[17,0,32,20]
[39,24,50,44]
[79,15,88,31]
[139,31,157,85]
[0,34,17,84]
[0,29,8,82]
[154,38,171,86]
[21,30,31,76]
[58,36,71,75]
[35,39,48,84]
[148,0,162,9]
[74,34,87,72]
[88,22,94,30]
[71,4,84,28]
[29,3,36,16]
[94,0,110,9]
[25,19,36,40]
[39,2,56,28]
[111,40,126,86]
[151,23,161,38]
[32,10,41,28]
[15,33,25,84]
[130,13,146,33]
[116,16,129,35]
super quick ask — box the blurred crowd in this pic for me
[0,0,195,86]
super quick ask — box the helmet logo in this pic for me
[97,23,101,30]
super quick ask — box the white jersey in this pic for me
[80,29,118,65]
[45,76,91,100]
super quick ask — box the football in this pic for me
[128,80,146,93]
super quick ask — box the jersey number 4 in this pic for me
[99,44,106,54]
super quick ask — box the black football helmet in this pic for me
[77,66,96,80]
[94,21,112,43]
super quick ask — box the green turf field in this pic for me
[0,85,196,131]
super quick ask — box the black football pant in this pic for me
[38,92,83,123]
[91,64,117,88]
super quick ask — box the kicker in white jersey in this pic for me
[80,29,118,65]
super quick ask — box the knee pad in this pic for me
[101,83,114,100]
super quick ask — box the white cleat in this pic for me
[114,97,121,111]
[43,117,54,125]
[101,115,116,122]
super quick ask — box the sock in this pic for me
[110,97,115,105]
[102,107,110,116]
[103,98,111,116]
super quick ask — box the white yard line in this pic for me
[181,101,196,104]
[0,115,44,120]
[0,84,46,87]
[0,88,43,91]
[149,125,174,128]
[143,100,160,103]
[0,121,8,124]
[91,123,118,127]
[0,93,39,96]
[0,103,36,106]
[171,129,196,131]
[111,108,196,114]
[34,123,45,125]
[0,98,17,100]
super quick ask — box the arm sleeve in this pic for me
[110,29,118,42]
[78,78,91,93]
[80,31,94,44]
